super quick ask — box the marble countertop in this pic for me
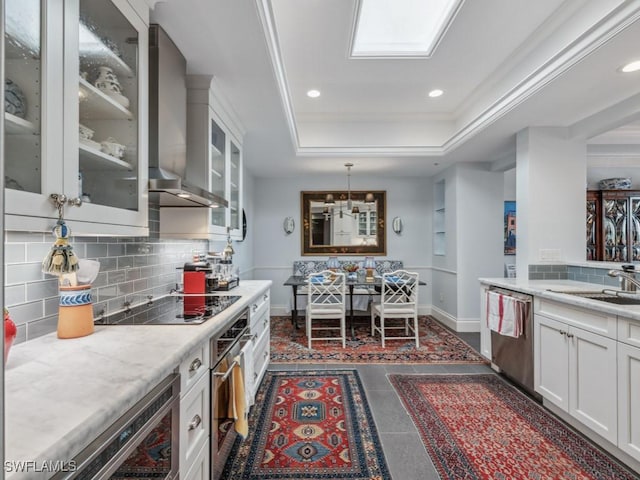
[4,280,272,480]
[479,277,640,321]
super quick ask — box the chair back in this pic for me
[380,270,418,310]
[307,270,346,310]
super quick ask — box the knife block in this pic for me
[58,284,94,339]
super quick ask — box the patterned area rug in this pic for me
[389,374,639,480]
[221,370,390,480]
[270,315,486,364]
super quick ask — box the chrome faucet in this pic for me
[608,265,640,292]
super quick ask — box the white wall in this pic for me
[252,175,432,314]
[516,127,586,276]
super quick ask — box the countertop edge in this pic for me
[5,280,272,479]
[479,277,640,321]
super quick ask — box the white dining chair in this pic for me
[306,270,346,348]
[371,270,419,348]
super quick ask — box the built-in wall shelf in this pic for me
[79,143,133,171]
[434,180,446,256]
[5,112,37,135]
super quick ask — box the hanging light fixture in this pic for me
[344,162,362,215]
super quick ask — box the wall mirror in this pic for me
[301,190,386,255]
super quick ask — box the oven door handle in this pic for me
[214,359,239,382]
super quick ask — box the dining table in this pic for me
[283,274,426,339]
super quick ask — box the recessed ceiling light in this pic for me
[307,89,321,98]
[428,89,443,98]
[621,60,640,73]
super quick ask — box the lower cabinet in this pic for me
[535,312,618,444]
[179,343,211,476]
[249,289,271,400]
[479,286,491,360]
[618,341,640,461]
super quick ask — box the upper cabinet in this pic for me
[587,190,640,263]
[159,75,244,241]
[4,0,148,236]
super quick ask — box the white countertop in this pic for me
[479,277,640,321]
[4,280,272,480]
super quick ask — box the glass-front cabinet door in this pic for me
[631,197,640,262]
[4,0,148,236]
[228,140,242,238]
[210,117,226,230]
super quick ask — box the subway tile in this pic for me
[581,267,596,275]
[133,279,149,292]
[27,315,58,341]
[551,265,567,273]
[118,256,134,269]
[99,257,118,272]
[529,272,544,280]
[107,243,125,257]
[108,270,127,284]
[9,301,44,326]
[587,275,605,285]
[6,231,46,243]
[93,271,108,288]
[5,243,26,263]
[133,256,149,267]
[140,266,154,279]
[25,243,52,263]
[13,324,27,346]
[5,284,26,306]
[6,263,44,285]
[573,274,590,283]
[26,279,59,302]
[86,243,109,258]
[44,296,60,317]
[73,236,99,243]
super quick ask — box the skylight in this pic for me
[351,0,464,58]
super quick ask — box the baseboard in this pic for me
[429,306,480,332]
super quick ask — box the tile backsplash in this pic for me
[5,230,208,345]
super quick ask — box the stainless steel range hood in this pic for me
[148,25,227,208]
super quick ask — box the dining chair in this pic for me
[306,270,346,348]
[371,270,419,348]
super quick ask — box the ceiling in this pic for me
[150,0,640,178]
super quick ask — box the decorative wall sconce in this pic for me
[283,216,295,234]
[392,216,403,234]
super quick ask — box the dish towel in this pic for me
[486,291,525,338]
[228,355,248,439]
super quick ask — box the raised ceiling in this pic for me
[151,0,640,177]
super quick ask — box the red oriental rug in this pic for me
[220,370,390,480]
[270,315,486,364]
[389,374,639,480]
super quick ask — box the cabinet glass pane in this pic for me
[78,0,139,210]
[229,141,240,231]
[603,199,627,262]
[586,199,597,261]
[4,0,42,194]
[631,198,640,262]
[210,119,226,227]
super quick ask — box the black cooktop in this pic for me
[95,295,241,325]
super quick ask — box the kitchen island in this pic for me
[480,277,640,472]
[4,280,271,480]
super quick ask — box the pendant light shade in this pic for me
[324,193,335,204]
[365,192,375,203]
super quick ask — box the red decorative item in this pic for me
[4,308,17,364]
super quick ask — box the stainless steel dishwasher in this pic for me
[489,287,540,400]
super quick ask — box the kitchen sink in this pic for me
[554,291,640,305]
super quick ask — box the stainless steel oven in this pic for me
[210,307,251,480]
[53,375,180,480]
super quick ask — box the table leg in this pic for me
[349,285,355,340]
[292,285,298,329]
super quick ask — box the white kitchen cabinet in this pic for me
[4,0,148,236]
[618,341,640,462]
[249,289,270,400]
[179,342,211,475]
[159,75,244,240]
[535,310,618,444]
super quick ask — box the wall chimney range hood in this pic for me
[148,24,227,208]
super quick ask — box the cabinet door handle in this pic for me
[263,294,268,301]
[189,358,202,372]
[254,372,258,381]
[252,304,258,312]
[264,351,269,359]
[566,333,574,339]
[188,414,202,431]
[559,330,567,336]
[263,318,268,327]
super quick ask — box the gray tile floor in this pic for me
[267,331,495,480]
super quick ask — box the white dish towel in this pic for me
[486,291,525,338]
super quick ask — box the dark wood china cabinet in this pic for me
[587,190,640,262]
